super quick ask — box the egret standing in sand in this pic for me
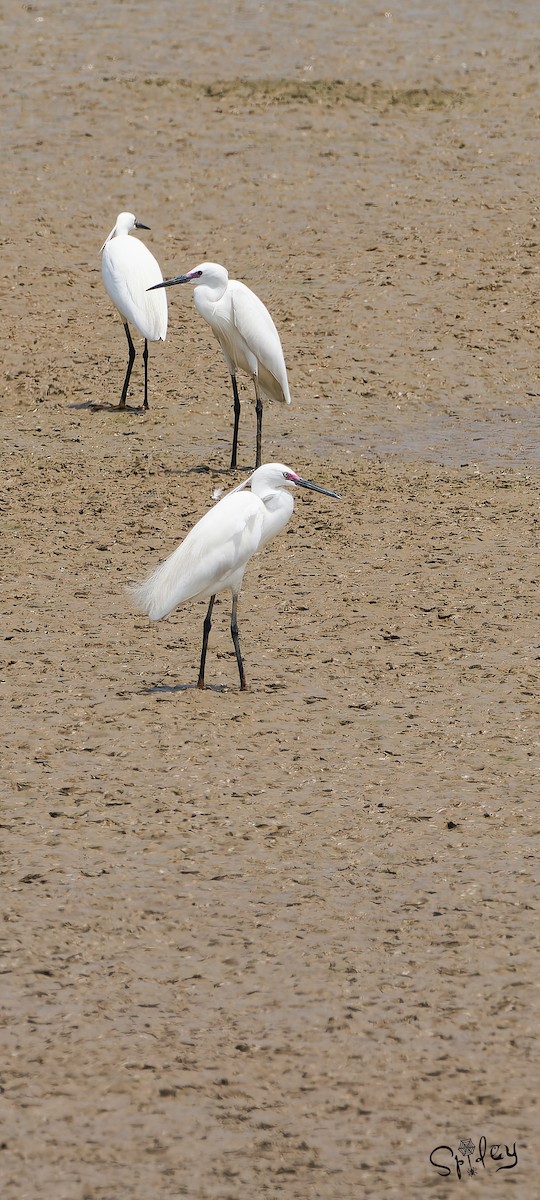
[101,212,167,410]
[130,462,340,690]
[149,262,291,467]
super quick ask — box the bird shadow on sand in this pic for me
[142,679,288,697]
[69,400,147,414]
[143,681,230,697]
[166,463,254,479]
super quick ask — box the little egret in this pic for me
[130,462,340,690]
[101,212,167,410]
[149,262,291,468]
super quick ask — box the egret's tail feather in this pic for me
[258,362,291,407]
[129,543,190,621]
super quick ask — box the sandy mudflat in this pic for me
[2,1,539,1196]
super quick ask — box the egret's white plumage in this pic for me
[149,262,291,467]
[101,212,167,409]
[130,462,340,690]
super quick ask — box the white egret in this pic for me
[130,462,340,690]
[101,212,167,410]
[149,262,291,468]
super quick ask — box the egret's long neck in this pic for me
[259,489,295,548]
[193,281,227,315]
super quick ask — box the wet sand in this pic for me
[2,2,539,1196]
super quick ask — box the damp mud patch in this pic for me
[141,76,474,112]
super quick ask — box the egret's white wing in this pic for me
[131,491,265,621]
[229,281,291,405]
[102,238,167,341]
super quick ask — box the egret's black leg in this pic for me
[230,374,241,469]
[254,379,263,468]
[120,322,136,409]
[197,594,216,689]
[142,338,149,410]
[230,594,246,690]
